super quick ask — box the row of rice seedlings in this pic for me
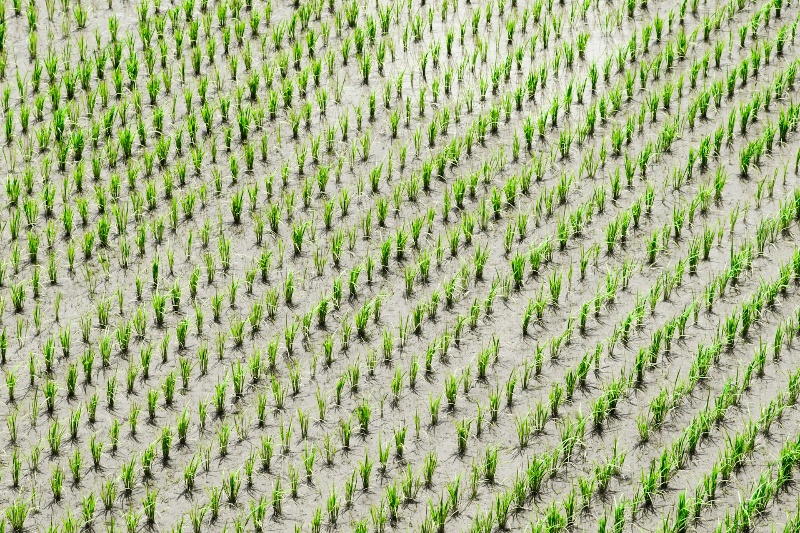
[630,335,792,516]
[598,234,793,433]
[645,364,800,531]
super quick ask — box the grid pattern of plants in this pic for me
[1,0,800,530]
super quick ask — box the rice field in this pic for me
[1,0,800,530]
